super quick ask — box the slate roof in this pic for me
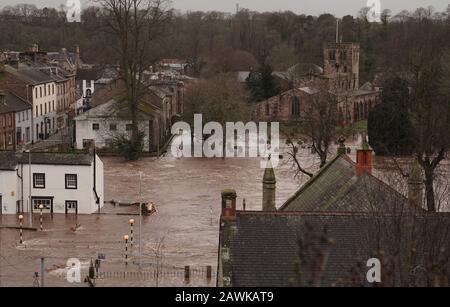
[5,63,57,85]
[228,211,450,287]
[74,99,157,121]
[0,92,31,114]
[0,151,93,168]
[279,154,419,213]
[0,151,18,170]
[350,82,379,97]
[288,63,324,77]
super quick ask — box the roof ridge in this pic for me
[279,153,349,210]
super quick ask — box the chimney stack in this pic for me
[408,160,424,209]
[29,43,39,53]
[337,136,346,155]
[262,159,276,211]
[221,189,237,219]
[356,136,372,176]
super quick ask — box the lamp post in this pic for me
[124,235,129,266]
[39,204,44,231]
[138,171,143,270]
[25,150,32,227]
[18,215,23,244]
[129,219,134,248]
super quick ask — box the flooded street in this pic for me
[1,137,448,287]
[0,143,309,287]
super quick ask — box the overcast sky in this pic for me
[0,0,448,17]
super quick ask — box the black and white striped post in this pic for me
[18,214,24,244]
[129,219,134,248]
[39,204,44,231]
[124,235,129,266]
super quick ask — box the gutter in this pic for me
[92,147,100,212]
[16,164,24,212]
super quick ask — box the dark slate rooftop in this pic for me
[229,211,450,287]
[0,151,93,169]
[0,151,18,170]
[279,154,419,213]
[74,99,157,121]
[5,64,56,84]
[0,92,31,114]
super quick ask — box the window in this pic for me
[126,124,133,131]
[92,123,100,131]
[65,174,77,189]
[109,124,117,131]
[33,173,45,189]
[33,198,52,210]
[265,104,270,116]
[25,127,30,142]
[292,97,300,116]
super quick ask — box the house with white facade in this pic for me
[0,151,104,215]
[4,64,59,143]
[74,99,159,152]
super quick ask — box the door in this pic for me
[65,201,78,215]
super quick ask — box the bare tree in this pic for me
[302,83,341,168]
[99,0,171,152]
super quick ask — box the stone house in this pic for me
[216,141,450,287]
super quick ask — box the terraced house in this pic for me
[0,91,31,150]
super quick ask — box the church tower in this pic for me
[262,159,276,211]
[323,42,360,91]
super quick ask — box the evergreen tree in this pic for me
[246,64,279,102]
[368,77,413,155]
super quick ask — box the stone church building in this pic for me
[253,42,381,126]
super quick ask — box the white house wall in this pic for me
[75,118,151,151]
[0,157,105,215]
[0,170,19,214]
[15,108,32,144]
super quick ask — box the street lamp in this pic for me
[18,215,24,244]
[24,150,32,227]
[39,204,44,231]
[129,219,135,248]
[124,235,130,266]
[138,171,143,270]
